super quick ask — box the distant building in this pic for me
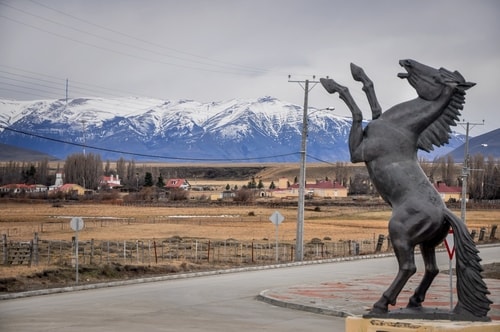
[58,183,86,196]
[49,173,64,191]
[0,183,47,194]
[165,178,191,190]
[99,174,122,189]
[271,179,348,199]
[434,182,462,202]
[277,177,290,189]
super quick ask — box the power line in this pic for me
[26,0,273,75]
[0,3,270,77]
[1,1,315,83]
[0,65,169,113]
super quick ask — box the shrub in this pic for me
[233,189,254,202]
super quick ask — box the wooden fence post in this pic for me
[90,239,94,265]
[490,225,498,240]
[2,234,7,265]
[33,232,39,266]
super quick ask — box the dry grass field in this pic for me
[0,200,499,292]
[1,201,498,243]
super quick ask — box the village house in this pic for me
[271,179,348,199]
[57,183,86,196]
[434,181,462,202]
[0,183,48,194]
[99,174,122,189]
[165,178,191,190]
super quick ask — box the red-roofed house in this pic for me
[165,178,191,190]
[99,174,122,189]
[434,182,462,202]
[0,183,48,194]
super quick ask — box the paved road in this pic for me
[0,246,498,331]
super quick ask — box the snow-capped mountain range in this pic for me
[0,96,465,162]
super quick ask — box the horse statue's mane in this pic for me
[417,68,475,152]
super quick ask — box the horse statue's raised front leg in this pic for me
[320,77,365,163]
[350,63,382,120]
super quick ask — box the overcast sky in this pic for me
[1,0,499,135]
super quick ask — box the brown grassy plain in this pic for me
[1,201,497,244]
[0,201,498,289]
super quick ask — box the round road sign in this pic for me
[70,217,84,231]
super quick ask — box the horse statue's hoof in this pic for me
[350,63,367,82]
[407,297,423,309]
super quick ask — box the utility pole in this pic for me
[458,120,484,224]
[81,120,87,156]
[81,119,87,190]
[288,75,320,261]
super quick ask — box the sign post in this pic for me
[70,217,84,285]
[269,211,285,262]
[444,229,455,312]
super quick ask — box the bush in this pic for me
[233,189,254,202]
[169,189,188,201]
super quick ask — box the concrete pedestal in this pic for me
[346,316,500,332]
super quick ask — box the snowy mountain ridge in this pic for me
[0,96,464,162]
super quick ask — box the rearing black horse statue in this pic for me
[321,60,491,321]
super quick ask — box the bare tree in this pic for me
[36,158,50,185]
[104,160,111,176]
[126,160,137,189]
[469,154,485,200]
[64,153,103,189]
[483,156,500,200]
[116,157,126,181]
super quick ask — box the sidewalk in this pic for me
[257,272,500,321]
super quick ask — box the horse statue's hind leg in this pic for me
[407,243,440,308]
[371,210,419,313]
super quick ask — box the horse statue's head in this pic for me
[398,59,475,101]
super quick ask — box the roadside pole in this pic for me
[70,217,84,285]
[444,230,455,311]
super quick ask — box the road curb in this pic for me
[256,290,352,318]
[0,253,394,300]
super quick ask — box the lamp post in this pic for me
[296,80,309,262]
[460,122,470,224]
[459,120,484,224]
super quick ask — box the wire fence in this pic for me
[2,234,391,267]
[2,223,497,267]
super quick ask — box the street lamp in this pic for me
[459,120,484,224]
[296,102,334,261]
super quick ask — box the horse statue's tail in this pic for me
[444,208,492,320]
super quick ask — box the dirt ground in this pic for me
[1,255,499,294]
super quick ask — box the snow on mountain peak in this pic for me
[0,96,464,162]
